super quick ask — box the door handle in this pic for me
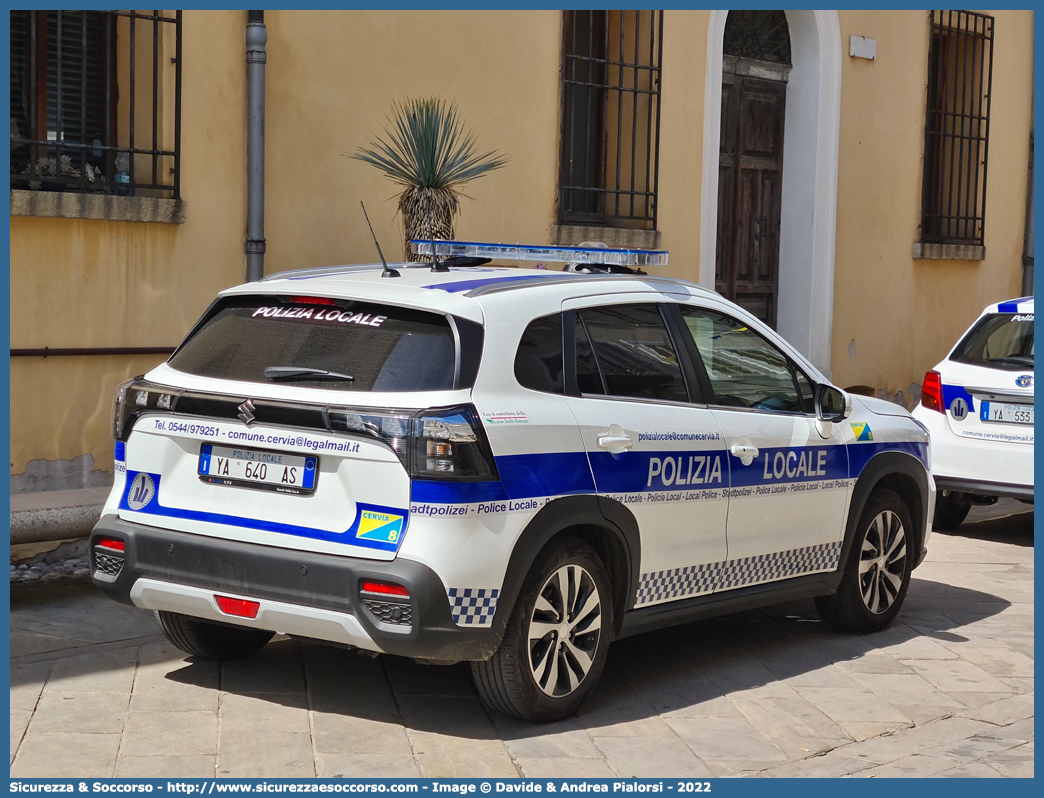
[597,432,634,453]
[730,444,759,466]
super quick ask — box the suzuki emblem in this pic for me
[237,399,257,425]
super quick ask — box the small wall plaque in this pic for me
[849,35,877,60]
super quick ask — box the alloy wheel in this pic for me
[858,509,907,614]
[527,563,602,697]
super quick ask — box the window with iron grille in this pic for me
[920,10,994,247]
[559,10,663,229]
[10,10,182,199]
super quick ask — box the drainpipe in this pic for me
[245,11,266,282]
[1022,130,1033,296]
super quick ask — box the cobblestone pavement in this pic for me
[10,502,1033,778]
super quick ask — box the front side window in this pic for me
[169,296,458,392]
[680,306,808,413]
[950,313,1034,370]
[578,304,687,402]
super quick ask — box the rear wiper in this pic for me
[987,355,1034,367]
[264,366,354,382]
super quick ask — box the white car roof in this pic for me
[982,296,1034,315]
[218,262,828,385]
[222,263,716,323]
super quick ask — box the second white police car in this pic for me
[913,296,1033,529]
[92,242,934,721]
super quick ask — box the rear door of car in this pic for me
[561,294,730,609]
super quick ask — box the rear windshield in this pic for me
[950,312,1034,371]
[169,296,457,392]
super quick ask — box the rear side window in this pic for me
[514,314,564,394]
[575,316,605,395]
[169,296,458,392]
[579,304,688,402]
[950,313,1034,371]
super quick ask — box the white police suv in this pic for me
[912,296,1033,530]
[92,242,934,721]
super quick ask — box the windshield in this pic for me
[950,312,1034,371]
[169,296,457,391]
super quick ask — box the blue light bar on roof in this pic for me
[411,239,668,267]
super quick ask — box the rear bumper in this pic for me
[934,476,1034,502]
[89,514,501,662]
[912,405,1033,488]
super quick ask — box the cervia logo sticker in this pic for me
[1016,374,1033,388]
[850,422,873,442]
[356,510,404,544]
[127,473,156,510]
[949,397,969,421]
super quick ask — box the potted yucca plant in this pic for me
[349,97,507,261]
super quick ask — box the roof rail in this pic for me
[465,273,717,298]
[261,263,388,282]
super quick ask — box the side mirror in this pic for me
[815,384,852,422]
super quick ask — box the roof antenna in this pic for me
[426,191,449,272]
[360,201,399,278]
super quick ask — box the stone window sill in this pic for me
[552,224,662,250]
[10,189,185,224]
[913,241,985,260]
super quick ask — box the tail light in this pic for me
[412,405,498,480]
[92,537,126,582]
[215,595,261,619]
[359,581,412,627]
[921,370,944,413]
[288,295,337,306]
[324,408,412,466]
[325,404,498,481]
[112,379,180,440]
[360,580,410,597]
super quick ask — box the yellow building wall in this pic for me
[10,10,249,478]
[262,10,563,272]
[831,9,1032,402]
[657,11,711,286]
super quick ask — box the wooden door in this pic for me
[716,72,786,328]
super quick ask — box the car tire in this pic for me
[159,611,274,660]
[471,537,612,722]
[932,493,972,531]
[815,488,914,634]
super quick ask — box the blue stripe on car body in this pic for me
[412,442,926,505]
[941,383,976,412]
[422,275,560,293]
[119,470,407,552]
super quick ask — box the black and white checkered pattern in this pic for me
[636,541,842,606]
[717,541,841,590]
[448,588,499,626]
[636,562,722,605]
